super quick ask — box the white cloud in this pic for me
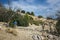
[47,0,60,10]
[26,0,34,3]
[4,1,47,12]
[4,0,60,17]
[47,0,60,5]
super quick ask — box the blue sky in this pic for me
[0,0,60,18]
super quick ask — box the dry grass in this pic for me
[5,28,17,36]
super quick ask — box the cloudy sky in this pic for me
[0,0,60,18]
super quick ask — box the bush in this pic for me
[26,12,31,15]
[32,20,44,26]
[30,12,35,16]
[0,9,15,22]
[21,10,25,13]
[46,17,53,19]
[9,20,15,28]
[9,14,30,27]
[23,14,30,26]
[38,15,43,18]
[55,20,60,34]
[33,21,40,26]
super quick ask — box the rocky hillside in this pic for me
[0,16,59,40]
[0,4,60,40]
[18,12,57,32]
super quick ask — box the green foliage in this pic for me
[55,20,60,34]
[0,9,14,22]
[9,20,15,27]
[9,13,43,27]
[10,14,30,27]
[0,4,44,27]
[21,10,25,13]
[32,20,44,26]
[30,12,35,16]
[9,14,23,27]
[38,15,43,18]
[33,21,40,26]
[46,17,53,19]
[26,12,31,15]
[26,11,35,16]
[29,16,33,20]
[23,14,30,26]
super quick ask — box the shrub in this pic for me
[9,14,30,27]
[26,11,35,16]
[33,21,40,26]
[21,10,25,13]
[46,17,53,19]
[38,15,43,18]
[26,12,31,15]
[9,13,20,27]
[30,12,35,16]
[9,20,15,28]
[23,14,30,26]
[0,9,15,22]
[32,20,44,26]
[55,20,60,34]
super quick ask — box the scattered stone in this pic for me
[32,34,42,40]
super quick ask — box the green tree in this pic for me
[46,17,53,19]
[21,10,25,13]
[26,12,31,15]
[11,14,30,27]
[30,12,35,16]
[23,14,30,26]
[38,15,43,18]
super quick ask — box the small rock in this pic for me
[32,34,42,40]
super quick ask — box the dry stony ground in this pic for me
[0,25,42,40]
[0,24,60,40]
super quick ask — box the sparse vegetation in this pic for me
[26,12,31,15]
[6,28,17,36]
[32,20,43,26]
[38,15,43,18]
[47,17,53,19]
[21,10,25,13]
[33,21,40,26]
[30,12,35,16]
[55,20,60,34]
[9,14,30,27]
[26,11,35,16]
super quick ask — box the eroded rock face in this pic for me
[0,19,59,40]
